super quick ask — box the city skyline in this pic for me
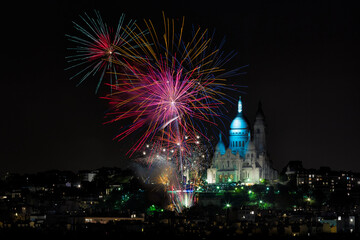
[1,0,360,174]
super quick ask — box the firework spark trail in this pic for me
[65,10,143,93]
[136,137,210,212]
[105,59,221,155]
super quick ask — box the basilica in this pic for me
[207,97,278,184]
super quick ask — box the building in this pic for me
[207,97,278,184]
[78,170,98,182]
[283,161,360,193]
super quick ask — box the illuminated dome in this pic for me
[215,133,226,155]
[230,113,249,129]
[229,96,250,157]
[230,96,248,129]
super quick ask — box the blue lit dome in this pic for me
[229,96,250,157]
[230,113,249,129]
[215,134,226,155]
[230,96,249,130]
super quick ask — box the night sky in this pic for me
[2,0,360,174]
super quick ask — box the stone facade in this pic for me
[207,97,278,184]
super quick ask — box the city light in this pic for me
[0,2,358,238]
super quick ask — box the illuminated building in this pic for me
[284,162,360,193]
[207,97,278,184]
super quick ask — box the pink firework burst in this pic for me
[103,58,220,155]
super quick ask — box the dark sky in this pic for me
[1,0,360,174]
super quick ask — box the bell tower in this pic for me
[253,102,266,154]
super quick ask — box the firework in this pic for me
[134,133,212,212]
[105,63,211,154]
[65,10,140,92]
[104,13,242,155]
